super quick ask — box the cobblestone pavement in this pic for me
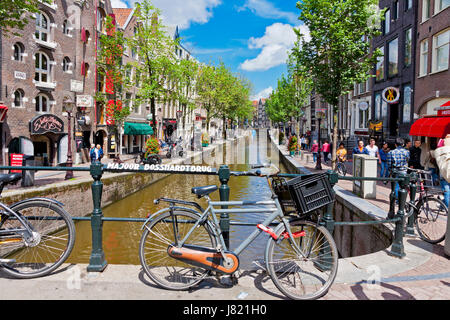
[278,143,449,300]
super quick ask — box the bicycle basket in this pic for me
[286,173,335,215]
[271,177,297,215]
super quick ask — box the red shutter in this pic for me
[81,61,85,76]
[81,27,86,42]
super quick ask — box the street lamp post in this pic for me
[63,97,75,180]
[315,109,326,170]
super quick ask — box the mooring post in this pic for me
[324,170,338,234]
[388,169,397,219]
[406,171,418,236]
[87,162,108,272]
[218,165,231,249]
[390,171,409,258]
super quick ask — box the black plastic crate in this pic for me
[271,177,297,215]
[286,173,334,214]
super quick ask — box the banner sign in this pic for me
[10,153,24,173]
[106,162,214,173]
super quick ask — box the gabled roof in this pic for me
[112,8,134,29]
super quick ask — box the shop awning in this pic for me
[410,117,450,138]
[124,122,154,136]
[0,104,8,123]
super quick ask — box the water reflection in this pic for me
[68,130,287,269]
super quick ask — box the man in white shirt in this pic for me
[365,138,381,164]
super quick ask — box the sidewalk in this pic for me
[276,141,450,300]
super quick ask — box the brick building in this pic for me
[414,0,449,117]
[0,0,101,166]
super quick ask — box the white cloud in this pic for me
[128,0,222,30]
[240,23,310,72]
[251,87,273,101]
[237,0,298,24]
[111,0,128,8]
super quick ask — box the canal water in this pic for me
[67,130,288,269]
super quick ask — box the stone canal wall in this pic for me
[269,131,393,258]
[1,134,248,219]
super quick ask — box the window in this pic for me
[388,38,399,77]
[432,29,449,73]
[35,94,49,112]
[126,93,132,111]
[35,11,50,42]
[406,0,412,10]
[13,89,24,108]
[393,1,399,20]
[13,43,24,61]
[34,52,50,83]
[435,0,450,13]
[358,102,370,129]
[403,86,412,123]
[62,57,71,72]
[375,93,381,120]
[384,9,390,34]
[97,8,106,33]
[376,46,384,81]
[63,20,71,36]
[405,28,412,66]
[420,39,429,76]
[422,0,430,22]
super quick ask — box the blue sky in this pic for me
[112,0,306,100]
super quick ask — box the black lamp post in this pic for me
[315,110,325,171]
[64,97,75,180]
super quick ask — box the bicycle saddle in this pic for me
[0,173,22,185]
[191,185,218,198]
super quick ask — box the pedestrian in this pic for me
[336,143,347,163]
[379,142,390,181]
[300,135,306,150]
[311,140,319,163]
[322,140,330,164]
[366,139,382,169]
[405,138,412,151]
[433,134,450,207]
[408,140,424,169]
[89,144,96,163]
[386,137,410,199]
[353,140,369,155]
[96,144,104,163]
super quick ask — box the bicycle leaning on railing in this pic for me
[138,164,339,300]
[0,173,75,278]
[400,167,448,244]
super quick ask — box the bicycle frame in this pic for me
[170,196,307,260]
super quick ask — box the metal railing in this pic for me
[0,163,414,271]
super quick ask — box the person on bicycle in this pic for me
[336,143,347,163]
[387,137,410,199]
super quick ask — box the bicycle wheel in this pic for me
[139,209,217,290]
[336,163,347,176]
[265,219,338,300]
[415,196,448,244]
[0,200,75,278]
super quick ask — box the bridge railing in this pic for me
[0,163,415,271]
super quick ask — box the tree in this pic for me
[293,0,382,169]
[0,0,50,36]
[95,15,131,157]
[130,0,178,136]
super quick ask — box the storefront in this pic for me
[410,101,450,140]
[123,122,154,154]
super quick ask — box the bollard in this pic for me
[87,162,108,272]
[218,165,231,249]
[388,169,397,219]
[406,171,418,236]
[323,170,337,234]
[390,172,409,258]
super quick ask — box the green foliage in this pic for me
[0,0,50,37]
[144,136,160,157]
[288,135,298,152]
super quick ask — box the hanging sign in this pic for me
[382,87,400,104]
[29,114,64,135]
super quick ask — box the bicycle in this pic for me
[335,159,347,176]
[139,164,339,300]
[0,173,75,278]
[134,152,162,165]
[400,167,448,244]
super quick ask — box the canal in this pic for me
[67,130,288,269]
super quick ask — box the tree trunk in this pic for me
[150,97,157,137]
[222,115,227,140]
[331,106,338,170]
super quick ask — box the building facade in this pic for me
[371,0,417,142]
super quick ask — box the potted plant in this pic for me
[288,135,298,156]
[201,133,209,147]
[144,136,160,158]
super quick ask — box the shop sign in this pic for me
[10,153,24,173]
[30,114,64,135]
[76,95,93,107]
[368,120,383,133]
[71,79,84,92]
[106,162,213,173]
[358,102,369,111]
[382,87,400,104]
[14,71,26,80]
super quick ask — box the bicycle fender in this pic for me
[140,206,203,230]
[9,197,65,210]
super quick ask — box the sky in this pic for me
[111,0,307,101]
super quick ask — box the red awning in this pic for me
[410,117,450,138]
[0,104,8,123]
